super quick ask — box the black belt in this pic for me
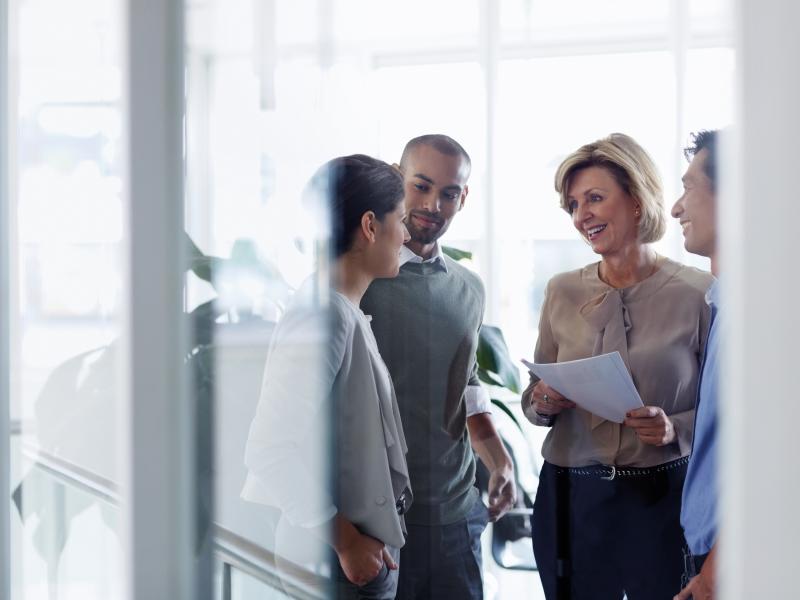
[554,455,690,481]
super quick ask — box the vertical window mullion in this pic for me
[669,0,690,258]
[480,0,500,324]
[123,0,198,599]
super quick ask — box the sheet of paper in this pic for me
[521,352,643,423]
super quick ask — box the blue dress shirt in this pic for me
[681,278,719,555]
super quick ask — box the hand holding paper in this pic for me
[527,380,576,417]
[521,351,643,423]
[623,405,677,446]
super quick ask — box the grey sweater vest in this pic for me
[361,256,486,525]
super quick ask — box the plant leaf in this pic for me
[441,246,473,261]
[490,398,524,434]
[478,369,505,388]
[184,232,222,284]
[476,325,521,393]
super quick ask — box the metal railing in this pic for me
[11,423,325,599]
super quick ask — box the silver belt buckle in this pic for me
[600,465,616,481]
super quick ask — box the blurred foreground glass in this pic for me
[186,0,337,597]
[10,0,125,598]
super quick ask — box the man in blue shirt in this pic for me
[671,129,720,600]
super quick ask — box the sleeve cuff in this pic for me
[672,410,696,456]
[531,412,555,427]
[521,399,556,427]
[465,384,491,417]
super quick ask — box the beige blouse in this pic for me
[523,256,713,468]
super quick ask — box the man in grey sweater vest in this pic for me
[361,134,516,599]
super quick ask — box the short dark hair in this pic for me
[684,130,719,189]
[306,154,404,258]
[400,134,472,176]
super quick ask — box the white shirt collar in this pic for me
[399,243,448,272]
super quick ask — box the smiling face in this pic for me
[672,148,717,259]
[399,144,469,250]
[566,166,641,257]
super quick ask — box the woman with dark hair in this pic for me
[242,155,412,599]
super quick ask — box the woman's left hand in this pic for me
[624,406,676,446]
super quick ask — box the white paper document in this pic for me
[521,352,643,423]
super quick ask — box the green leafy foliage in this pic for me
[490,398,524,432]
[477,325,521,394]
[444,246,525,434]
[441,246,473,261]
[185,233,222,284]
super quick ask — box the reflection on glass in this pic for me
[11,0,124,597]
[185,1,334,596]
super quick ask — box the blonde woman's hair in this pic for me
[554,133,666,243]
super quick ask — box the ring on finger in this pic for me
[542,393,550,404]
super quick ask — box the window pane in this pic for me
[690,0,731,22]
[334,0,479,46]
[11,0,124,597]
[501,0,670,38]
[373,63,486,244]
[186,3,334,596]
[494,52,675,361]
[684,48,735,135]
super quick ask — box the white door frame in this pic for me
[122,0,202,598]
[723,1,800,598]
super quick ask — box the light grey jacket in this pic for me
[242,285,411,549]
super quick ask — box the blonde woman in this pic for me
[523,134,713,600]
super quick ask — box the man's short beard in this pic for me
[408,225,440,245]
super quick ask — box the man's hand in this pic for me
[467,413,517,521]
[487,465,516,521]
[674,573,713,600]
[331,516,394,586]
[675,545,716,600]
[624,405,676,446]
